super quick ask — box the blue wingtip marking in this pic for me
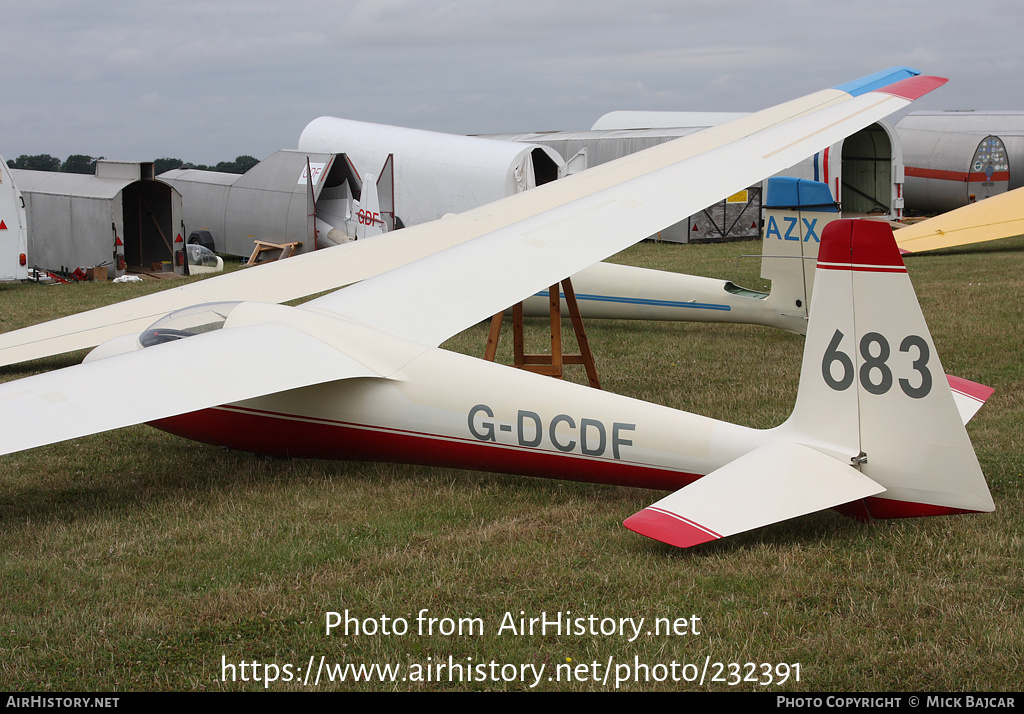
[833,67,921,97]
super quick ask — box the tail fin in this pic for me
[784,219,994,517]
[760,177,842,322]
[624,218,992,549]
[355,172,386,241]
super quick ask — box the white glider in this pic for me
[0,69,994,547]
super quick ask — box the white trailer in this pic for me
[12,161,182,278]
[298,117,567,227]
[587,114,907,218]
[895,128,1009,213]
[0,155,29,281]
[160,150,391,258]
[898,111,1024,190]
[490,113,907,240]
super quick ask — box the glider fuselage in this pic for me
[152,345,769,491]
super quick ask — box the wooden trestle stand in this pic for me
[483,277,601,389]
[246,240,303,265]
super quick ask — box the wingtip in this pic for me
[623,508,720,548]
[827,67,946,100]
[873,75,948,101]
[833,67,920,97]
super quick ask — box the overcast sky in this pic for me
[3,0,1022,164]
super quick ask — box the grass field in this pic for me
[0,237,1021,691]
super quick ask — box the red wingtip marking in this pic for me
[946,374,995,403]
[819,219,906,269]
[873,75,948,101]
[623,509,720,548]
[898,247,912,256]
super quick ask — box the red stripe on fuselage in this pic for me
[833,497,986,521]
[149,405,703,491]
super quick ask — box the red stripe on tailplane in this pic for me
[818,219,906,270]
[623,507,721,548]
[946,374,995,403]
[816,263,907,274]
[873,75,948,101]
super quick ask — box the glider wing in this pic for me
[309,72,947,345]
[0,301,430,456]
[0,68,942,366]
[895,186,1024,254]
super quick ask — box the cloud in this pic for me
[3,0,1022,161]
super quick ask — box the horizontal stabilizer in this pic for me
[947,375,995,425]
[623,441,886,548]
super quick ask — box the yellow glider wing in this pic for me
[895,186,1024,254]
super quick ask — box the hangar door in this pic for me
[841,124,893,214]
[122,180,178,270]
[530,147,560,186]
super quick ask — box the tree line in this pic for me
[5,154,260,175]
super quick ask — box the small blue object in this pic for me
[765,177,838,212]
[833,67,920,97]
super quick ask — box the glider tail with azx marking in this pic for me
[625,219,994,548]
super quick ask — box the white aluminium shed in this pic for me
[12,161,183,277]
[587,112,905,218]
[160,150,365,257]
[298,117,566,227]
[487,125,762,243]
[489,115,903,241]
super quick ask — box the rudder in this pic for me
[761,177,841,324]
[782,219,994,518]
